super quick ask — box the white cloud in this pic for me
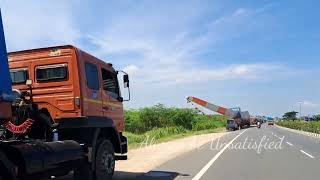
[177,63,281,83]
[84,5,285,86]
[210,8,253,27]
[299,101,319,108]
[123,65,139,75]
[126,62,282,85]
[0,1,80,51]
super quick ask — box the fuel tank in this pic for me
[0,140,85,175]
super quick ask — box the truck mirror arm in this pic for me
[117,70,130,101]
[123,86,130,101]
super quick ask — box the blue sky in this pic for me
[0,0,319,117]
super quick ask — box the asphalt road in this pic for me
[55,124,320,180]
[137,124,320,180]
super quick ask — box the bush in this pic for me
[124,104,227,146]
[192,114,226,131]
[125,110,146,133]
[277,121,320,134]
[167,108,195,130]
[125,104,226,134]
[145,126,188,139]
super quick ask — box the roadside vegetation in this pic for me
[276,121,320,134]
[124,104,226,147]
[276,111,320,134]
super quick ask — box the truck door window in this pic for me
[101,68,119,99]
[85,62,99,90]
[36,64,68,82]
[10,69,28,84]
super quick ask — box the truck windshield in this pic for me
[10,69,28,84]
[36,64,68,82]
[227,120,234,124]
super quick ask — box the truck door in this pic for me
[83,62,103,117]
[100,67,124,130]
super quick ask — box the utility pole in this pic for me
[298,101,303,120]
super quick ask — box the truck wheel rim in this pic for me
[101,152,114,174]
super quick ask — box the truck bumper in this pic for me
[120,134,128,154]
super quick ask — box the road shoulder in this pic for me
[114,132,227,179]
[275,124,320,139]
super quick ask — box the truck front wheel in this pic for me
[95,139,115,180]
[74,139,115,180]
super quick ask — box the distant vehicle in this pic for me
[187,96,251,129]
[304,116,315,122]
[250,116,258,125]
[257,121,261,128]
[226,119,238,131]
[268,120,274,125]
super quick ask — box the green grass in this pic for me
[276,120,320,134]
[124,104,227,148]
[124,127,225,149]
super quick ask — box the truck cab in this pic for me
[9,45,128,128]
[5,45,130,180]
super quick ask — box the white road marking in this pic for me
[300,150,314,159]
[274,134,283,140]
[286,142,293,146]
[192,129,248,180]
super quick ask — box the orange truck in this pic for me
[1,45,130,180]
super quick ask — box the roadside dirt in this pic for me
[113,132,227,179]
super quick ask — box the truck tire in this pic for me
[74,139,115,180]
[95,140,115,180]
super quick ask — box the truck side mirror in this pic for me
[123,74,129,88]
[118,71,130,101]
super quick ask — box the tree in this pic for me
[282,111,298,121]
[313,114,320,121]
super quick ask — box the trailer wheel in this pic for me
[95,139,115,180]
